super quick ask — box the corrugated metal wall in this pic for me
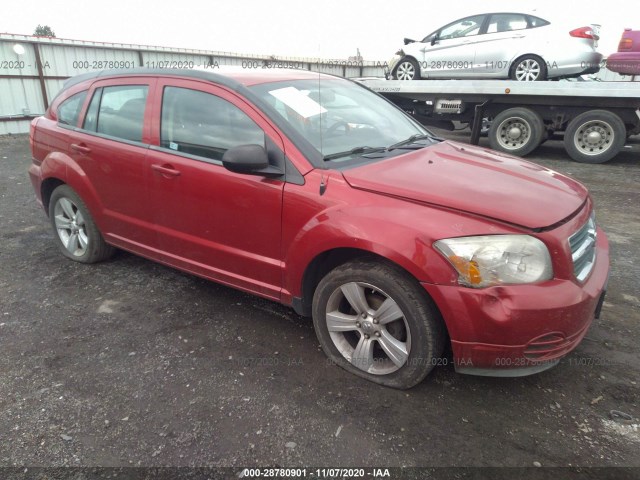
[0,34,387,134]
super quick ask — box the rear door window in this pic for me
[83,85,149,142]
[487,14,529,33]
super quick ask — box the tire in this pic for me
[312,260,445,389]
[563,110,626,163]
[48,185,114,263]
[510,55,547,81]
[488,107,545,156]
[393,57,421,81]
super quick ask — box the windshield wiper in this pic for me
[323,146,387,161]
[386,134,436,151]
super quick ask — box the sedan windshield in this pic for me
[249,79,433,162]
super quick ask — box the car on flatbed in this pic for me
[389,12,602,81]
[28,68,609,388]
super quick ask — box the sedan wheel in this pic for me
[511,56,547,81]
[49,185,114,263]
[313,260,445,389]
[394,58,420,81]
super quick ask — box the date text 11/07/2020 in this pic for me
[241,468,391,478]
[64,59,380,71]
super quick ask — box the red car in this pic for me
[28,68,609,388]
[607,28,640,76]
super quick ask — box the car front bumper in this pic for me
[386,55,402,79]
[422,229,609,377]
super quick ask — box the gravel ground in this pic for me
[0,132,638,473]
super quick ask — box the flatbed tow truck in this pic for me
[356,79,640,163]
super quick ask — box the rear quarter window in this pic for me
[528,16,550,28]
[57,91,88,126]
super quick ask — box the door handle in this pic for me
[151,163,181,178]
[70,143,91,154]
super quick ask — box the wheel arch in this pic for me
[39,152,105,226]
[293,246,449,324]
[41,177,66,214]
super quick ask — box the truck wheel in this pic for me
[489,107,544,156]
[510,55,547,81]
[564,110,626,163]
[312,260,445,389]
[394,58,421,81]
[49,185,114,263]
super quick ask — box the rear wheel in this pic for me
[49,185,114,263]
[312,260,445,389]
[489,107,545,156]
[394,58,421,81]
[510,55,547,81]
[564,110,626,163]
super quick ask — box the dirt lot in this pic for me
[0,131,638,474]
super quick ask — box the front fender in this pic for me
[281,172,466,299]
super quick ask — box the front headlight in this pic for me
[434,235,553,288]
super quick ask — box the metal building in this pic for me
[0,33,387,134]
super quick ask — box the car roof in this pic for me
[61,67,340,93]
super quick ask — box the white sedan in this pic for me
[389,12,603,81]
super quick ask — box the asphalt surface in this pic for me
[0,131,639,472]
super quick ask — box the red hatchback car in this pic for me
[28,68,609,388]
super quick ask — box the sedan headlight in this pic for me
[434,235,553,288]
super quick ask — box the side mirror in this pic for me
[222,144,283,177]
[431,34,439,46]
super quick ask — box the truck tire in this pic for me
[564,110,626,163]
[489,107,544,156]
[312,260,445,389]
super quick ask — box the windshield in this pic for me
[249,79,432,162]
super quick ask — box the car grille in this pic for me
[569,214,597,282]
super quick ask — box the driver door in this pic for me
[420,14,486,78]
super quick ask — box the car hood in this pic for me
[342,141,588,230]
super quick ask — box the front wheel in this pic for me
[312,260,445,389]
[49,185,114,263]
[563,110,626,163]
[393,58,421,81]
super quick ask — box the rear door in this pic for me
[474,13,531,75]
[146,78,285,300]
[68,77,156,247]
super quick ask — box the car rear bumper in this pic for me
[606,52,640,76]
[422,231,609,376]
[549,52,604,78]
[28,163,44,209]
